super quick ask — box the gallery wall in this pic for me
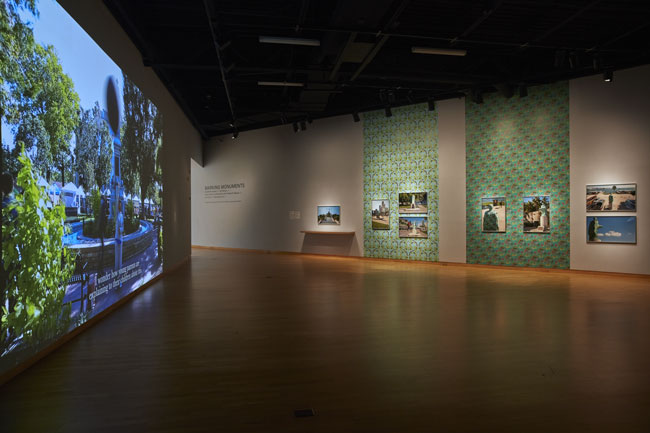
[363,104,439,261]
[191,116,364,256]
[570,65,650,275]
[60,0,202,270]
[437,97,467,263]
[465,82,571,268]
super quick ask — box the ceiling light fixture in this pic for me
[259,36,320,47]
[411,47,467,56]
[231,130,239,139]
[258,81,304,87]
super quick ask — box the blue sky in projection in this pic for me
[2,0,122,148]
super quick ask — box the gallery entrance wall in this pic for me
[191,116,365,256]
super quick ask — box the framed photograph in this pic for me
[371,199,390,230]
[317,205,341,225]
[398,192,427,214]
[523,196,550,233]
[481,197,506,232]
[399,216,428,238]
[587,216,636,244]
[586,183,636,211]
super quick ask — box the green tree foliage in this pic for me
[0,0,38,113]
[2,145,74,353]
[524,196,550,213]
[121,73,162,219]
[74,102,112,192]
[1,0,80,182]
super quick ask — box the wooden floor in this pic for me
[1,249,650,432]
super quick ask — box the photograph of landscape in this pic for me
[587,216,636,244]
[398,192,427,214]
[586,184,636,211]
[481,197,506,232]
[317,205,341,225]
[371,199,390,230]
[523,196,550,233]
[399,216,428,238]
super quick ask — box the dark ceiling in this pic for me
[103,0,650,138]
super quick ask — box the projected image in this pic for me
[1,1,163,371]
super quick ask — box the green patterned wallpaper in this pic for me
[465,82,570,268]
[363,104,439,261]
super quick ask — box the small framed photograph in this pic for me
[398,192,427,214]
[481,197,506,232]
[317,205,341,225]
[523,196,550,233]
[371,199,390,230]
[399,216,428,238]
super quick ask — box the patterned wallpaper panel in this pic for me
[465,82,570,268]
[363,103,439,261]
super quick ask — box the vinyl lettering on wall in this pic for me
[204,183,245,204]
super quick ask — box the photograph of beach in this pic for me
[587,216,636,244]
[399,216,428,238]
[481,197,506,232]
[371,200,390,230]
[586,183,636,211]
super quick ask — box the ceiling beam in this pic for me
[202,0,237,127]
[103,0,208,139]
[451,0,504,43]
[350,0,412,81]
[528,0,604,45]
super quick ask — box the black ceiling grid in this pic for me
[103,0,650,138]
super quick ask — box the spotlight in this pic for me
[293,122,299,133]
[352,112,360,122]
[385,106,392,117]
[231,130,239,139]
[427,98,435,111]
[300,121,307,131]
[519,84,528,98]
[603,70,613,82]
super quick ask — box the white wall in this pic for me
[192,116,364,256]
[570,65,650,275]
[60,0,202,270]
[437,97,467,263]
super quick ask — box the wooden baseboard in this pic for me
[0,256,191,387]
[192,245,650,279]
